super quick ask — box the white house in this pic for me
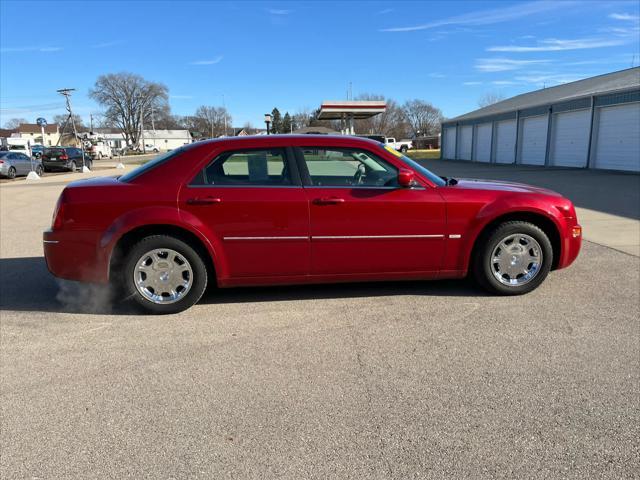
[86,128,192,151]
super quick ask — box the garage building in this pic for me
[441,67,640,172]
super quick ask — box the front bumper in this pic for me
[43,229,109,283]
[557,223,582,269]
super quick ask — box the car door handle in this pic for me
[186,196,222,205]
[313,197,345,205]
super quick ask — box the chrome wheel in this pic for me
[491,233,543,286]
[133,248,193,304]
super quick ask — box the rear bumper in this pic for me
[43,229,109,283]
[42,160,73,170]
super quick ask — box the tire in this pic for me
[70,161,77,172]
[35,165,43,176]
[85,160,93,170]
[472,221,552,295]
[121,235,208,314]
[7,167,16,179]
[400,146,408,153]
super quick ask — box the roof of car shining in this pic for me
[188,134,382,150]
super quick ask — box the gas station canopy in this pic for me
[318,101,386,135]
[318,101,387,120]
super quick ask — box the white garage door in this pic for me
[495,120,516,164]
[593,102,640,172]
[458,126,473,160]
[550,109,590,167]
[519,115,548,166]
[443,127,456,159]
[474,123,492,163]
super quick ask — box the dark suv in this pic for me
[41,147,92,172]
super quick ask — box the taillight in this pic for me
[60,154,68,160]
[52,191,67,230]
[0,160,4,164]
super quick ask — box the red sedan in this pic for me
[43,136,581,314]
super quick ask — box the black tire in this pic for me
[120,235,208,314]
[400,145,408,153]
[35,165,44,176]
[472,221,553,295]
[7,167,16,179]
[70,161,77,172]
[85,160,93,170]
[43,166,50,173]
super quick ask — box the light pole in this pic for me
[264,113,272,135]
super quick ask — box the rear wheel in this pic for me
[400,145,408,153]
[70,161,77,172]
[121,235,208,314]
[473,221,552,295]
[35,165,43,176]
[7,167,16,179]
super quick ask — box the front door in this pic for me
[296,146,446,275]
[178,147,309,279]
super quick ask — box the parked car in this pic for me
[43,135,582,314]
[31,144,45,159]
[0,151,43,178]
[360,135,413,153]
[41,147,92,172]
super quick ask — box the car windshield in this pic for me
[379,145,446,187]
[118,148,184,182]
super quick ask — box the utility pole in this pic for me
[57,88,79,148]
[90,113,94,132]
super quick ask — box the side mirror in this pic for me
[398,168,415,187]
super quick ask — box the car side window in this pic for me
[192,148,292,186]
[300,147,398,187]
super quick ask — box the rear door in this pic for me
[178,147,310,278]
[296,146,446,276]
[17,153,33,174]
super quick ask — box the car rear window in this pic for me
[118,148,184,182]
[45,148,65,156]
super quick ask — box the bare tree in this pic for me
[478,91,506,108]
[3,118,28,129]
[89,73,169,147]
[353,94,410,138]
[192,106,232,138]
[292,108,313,130]
[401,99,443,137]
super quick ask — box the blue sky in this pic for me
[1,0,639,128]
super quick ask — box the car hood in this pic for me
[450,178,563,197]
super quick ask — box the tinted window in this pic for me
[119,148,183,183]
[193,149,291,186]
[300,147,397,187]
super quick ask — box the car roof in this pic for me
[185,134,383,151]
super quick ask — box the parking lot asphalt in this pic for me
[1,164,639,479]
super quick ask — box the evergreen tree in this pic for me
[271,108,282,134]
[282,112,292,133]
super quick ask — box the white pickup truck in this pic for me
[361,135,413,153]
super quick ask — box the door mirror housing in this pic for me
[398,168,415,187]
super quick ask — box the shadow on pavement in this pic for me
[0,256,482,315]
[419,159,640,220]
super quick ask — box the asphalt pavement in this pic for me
[1,165,638,479]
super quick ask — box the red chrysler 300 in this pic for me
[43,135,581,314]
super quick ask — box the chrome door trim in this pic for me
[312,234,444,240]
[224,236,309,241]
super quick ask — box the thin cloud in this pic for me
[488,37,626,52]
[377,8,393,15]
[515,73,591,85]
[91,41,121,49]
[1,46,62,53]
[427,72,446,78]
[189,56,223,65]
[475,58,550,72]
[463,81,483,85]
[267,8,291,15]
[380,1,575,32]
[609,13,639,21]
[492,80,519,85]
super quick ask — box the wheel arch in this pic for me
[469,211,562,272]
[108,224,218,286]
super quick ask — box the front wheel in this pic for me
[7,167,16,179]
[473,221,553,295]
[35,165,44,176]
[121,235,208,314]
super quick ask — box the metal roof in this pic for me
[318,101,386,120]
[445,67,640,124]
